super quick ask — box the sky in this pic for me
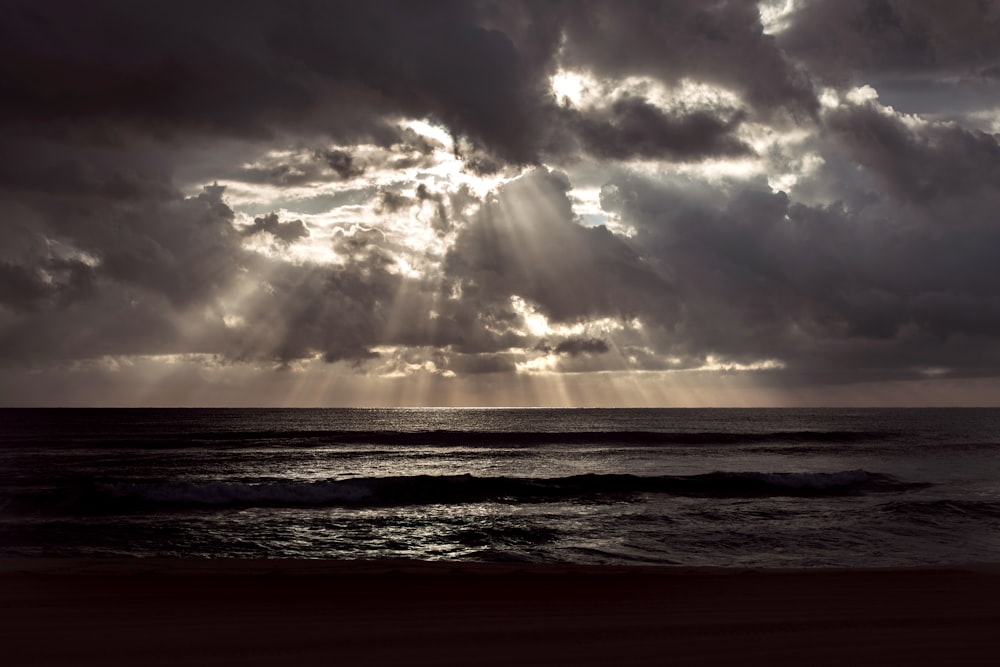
[3,0,1000,407]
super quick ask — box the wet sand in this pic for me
[2,559,999,666]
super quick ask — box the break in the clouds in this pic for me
[2,0,1000,406]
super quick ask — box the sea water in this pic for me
[2,408,1000,567]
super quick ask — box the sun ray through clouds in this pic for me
[3,0,1000,406]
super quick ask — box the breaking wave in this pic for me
[23,470,927,514]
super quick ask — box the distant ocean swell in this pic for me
[11,470,929,515]
[20,430,897,448]
[879,498,1000,522]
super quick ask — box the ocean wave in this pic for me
[33,429,897,449]
[20,470,923,514]
[880,498,1000,522]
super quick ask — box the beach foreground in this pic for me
[2,559,998,666]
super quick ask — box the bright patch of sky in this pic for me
[757,0,800,35]
[509,296,627,339]
[550,70,743,114]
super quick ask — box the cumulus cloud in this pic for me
[825,102,1000,204]
[564,97,752,161]
[3,0,1000,405]
[555,0,819,119]
[321,150,366,180]
[780,0,1000,82]
[242,212,310,245]
[600,156,1000,382]
[538,338,611,357]
[445,168,674,323]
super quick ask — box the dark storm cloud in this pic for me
[0,2,406,146]
[415,184,452,234]
[380,296,530,357]
[564,97,752,161]
[980,65,1000,80]
[555,0,818,119]
[0,264,49,312]
[780,0,1000,82]
[377,189,414,214]
[599,162,1000,381]
[536,338,611,357]
[445,168,674,323]
[0,259,96,312]
[860,77,1000,122]
[320,150,365,180]
[0,135,177,202]
[777,1,1000,131]
[0,182,399,366]
[230,258,400,364]
[242,213,310,245]
[95,188,242,308]
[0,0,811,166]
[0,186,241,362]
[2,184,241,313]
[0,290,188,364]
[825,103,1000,204]
[4,0,1000,398]
[443,353,518,375]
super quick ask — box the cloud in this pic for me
[563,97,752,161]
[0,259,95,312]
[601,157,1000,382]
[321,149,365,180]
[3,0,1000,404]
[825,102,1000,204]
[556,0,819,119]
[242,212,310,245]
[0,0,813,166]
[780,0,1000,82]
[445,168,674,323]
[537,338,611,357]
[216,250,404,366]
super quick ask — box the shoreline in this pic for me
[4,555,1000,574]
[4,558,1000,666]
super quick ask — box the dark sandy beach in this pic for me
[2,559,998,666]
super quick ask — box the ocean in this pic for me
[2,408,1000,567]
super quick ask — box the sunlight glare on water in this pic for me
[4,408,1000,566]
